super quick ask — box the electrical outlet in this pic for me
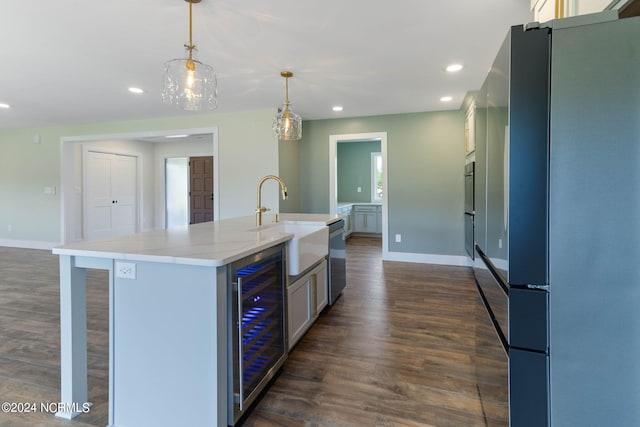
[115,262,136,279]
[498,239,503,249]
[395,234,402,243]
[357,187,362,193]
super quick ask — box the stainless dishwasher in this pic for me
[328,219,346,305]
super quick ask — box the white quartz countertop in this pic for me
[52,214,342,267]
[337,202,381,208]
[278,213,344,225]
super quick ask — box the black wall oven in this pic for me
[464,162,475,259]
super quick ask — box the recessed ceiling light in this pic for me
[0,103,10,109]
[165,134,189,139]
[446,64,463,72]
[128,87,144,94]
[440,96,453,102]
[332,106,343,112]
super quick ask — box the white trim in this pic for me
[0,239,59,250]
[371,152,382,203]
[329,132,388,258]
[384,250,472,267]
[60,127,217,144]
[159,151,214,229]
[492,258,509,272]
[607,0,633,10]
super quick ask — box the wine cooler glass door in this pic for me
[229,245,287,425]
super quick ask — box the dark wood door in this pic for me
[189,156,213,224]
[620,0,640,18]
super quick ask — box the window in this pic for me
[371,152,382,202]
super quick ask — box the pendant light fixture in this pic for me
[162,0,217,111]
[273,71,302,140]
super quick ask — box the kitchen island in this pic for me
[52,214,340,427]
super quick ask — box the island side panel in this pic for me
[111,260,226,427]
[57,255,88,419]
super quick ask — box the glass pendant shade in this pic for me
[273,71,302,140]
[162,0,217,111]
[162,50,217,111]
[273,105,302,140]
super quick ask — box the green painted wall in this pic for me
[278,139,301,213]
[337,140,381,203]
[294,111,466,256]
[0,127,60,243]
[0,109,278,245]
[2,106,466,258]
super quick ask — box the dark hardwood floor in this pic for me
[0,247,109,427]
[0,236,505,427]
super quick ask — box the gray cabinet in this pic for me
[337,204,354,238]
[353,204,381,234]
[287,259,327,349]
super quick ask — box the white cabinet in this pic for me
[287,274,313,349]
[287,259,327,349]
[530,0,610,22]
[465,102,476,155]
[337,204,354,238]
[353,204,381,234]
[531,0,556,23]
[354,211,377,233]
[313,261,328,314]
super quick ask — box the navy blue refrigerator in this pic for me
[473,12,640,426]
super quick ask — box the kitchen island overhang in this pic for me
[52,215,340,427]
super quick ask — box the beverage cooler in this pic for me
[227,244,287,425]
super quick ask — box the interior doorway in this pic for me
[60,127,218,244]
[165,155,214,228]
[329,132,389,259]
[165,157,189,228]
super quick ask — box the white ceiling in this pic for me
[0,0,533,130]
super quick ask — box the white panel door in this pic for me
[84,151,137,240]
[111,155,137,236]
[85,152,115,240]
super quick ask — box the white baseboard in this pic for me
[383,250,472,267]
[0,239,59,250]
